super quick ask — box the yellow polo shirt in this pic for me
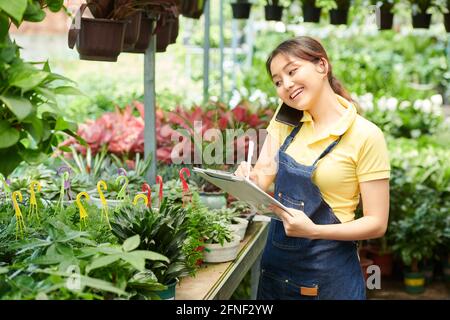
[267,95,390,223]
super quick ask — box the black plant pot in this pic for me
[378,5,394,30]
[156,19,175,53]
[445,13,450,33]
[302,4,321,23]
[412,13,432,29]
[231,3,252,19]
[264,5,283,21]
[329,8,349,25]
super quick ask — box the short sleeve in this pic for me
[356,127,391,183]
[266,103,291,148]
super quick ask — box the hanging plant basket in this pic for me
[124,14,153,53]
[329,7,349,25]
[231,2,252,19]
[180,0,206,19]
[156,18,173,52]
[68,4,126,62]
[264,5,283,21]
[411,12,432,29]
[444,14,450,33]
[302,3,321,23]
[378,5,394,30]
[122,12,142,51]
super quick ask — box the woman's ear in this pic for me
[315,58,328,77]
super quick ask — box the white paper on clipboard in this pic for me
[192,167,292,219]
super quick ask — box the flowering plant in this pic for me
[354,93,444,138]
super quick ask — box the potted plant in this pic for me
[302,0,322,22]
[373,0,396,30]
[330,0,351,24]
[366,237,394,277]
[264,0,284,21]
[110,199,197,299]
[68,3,127,61]
[444,0,450,32]
[408,0,434,28]
[213,207,249,242]
[186,195,239,263]
[390,200,448,294]
[179,0,206,19]
[231,0,253,19]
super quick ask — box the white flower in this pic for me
[377,97,388,111]
[413,99,423,110]
[229,90,241,108]
[386,97,398,111]
[422,99,432,113]
[430,94,443,106]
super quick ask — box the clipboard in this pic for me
[192,167,292,219]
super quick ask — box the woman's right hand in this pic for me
[234,161,258,184]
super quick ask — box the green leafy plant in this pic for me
[110,199,196,285]
[0,0,83,177]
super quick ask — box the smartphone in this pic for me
[275,103,303,127]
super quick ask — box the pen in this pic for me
[246,140,254,180]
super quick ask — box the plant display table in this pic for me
[176,220,269,300]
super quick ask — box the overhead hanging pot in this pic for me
[68,4,126,62]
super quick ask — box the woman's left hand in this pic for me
[269,205,319,239]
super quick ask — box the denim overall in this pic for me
[257,123,366,300]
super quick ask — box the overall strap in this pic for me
[312,136,343,167]
[279,123,303,152]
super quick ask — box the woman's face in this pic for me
[270,53,327,111]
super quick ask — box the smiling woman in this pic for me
[235,36,390,300]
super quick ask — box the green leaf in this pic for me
[80,275,127,296]
[18,147,48,164]
[31,254,67,265]
[55,117,77,132]
[0,95,33,120]
[0,146,22,177]
[10,69,48,92]
[132,250,170,263]
[35,87,57,103]
[0,12,8,40]
[0,120,20,149]
[120,253,145,271]
[54,86,83,96]
[23,116,44,143]
[122,235,141,252]
[46,0,64,13]
[0,0,27,23]
[86,255,121,274]
[22,0,45,22]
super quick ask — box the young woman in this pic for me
[235,36,390,300]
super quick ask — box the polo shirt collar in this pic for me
[302,94,357,145]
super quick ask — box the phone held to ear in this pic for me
[275,103,303,127]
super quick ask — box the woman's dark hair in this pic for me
[266,36,352,102]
